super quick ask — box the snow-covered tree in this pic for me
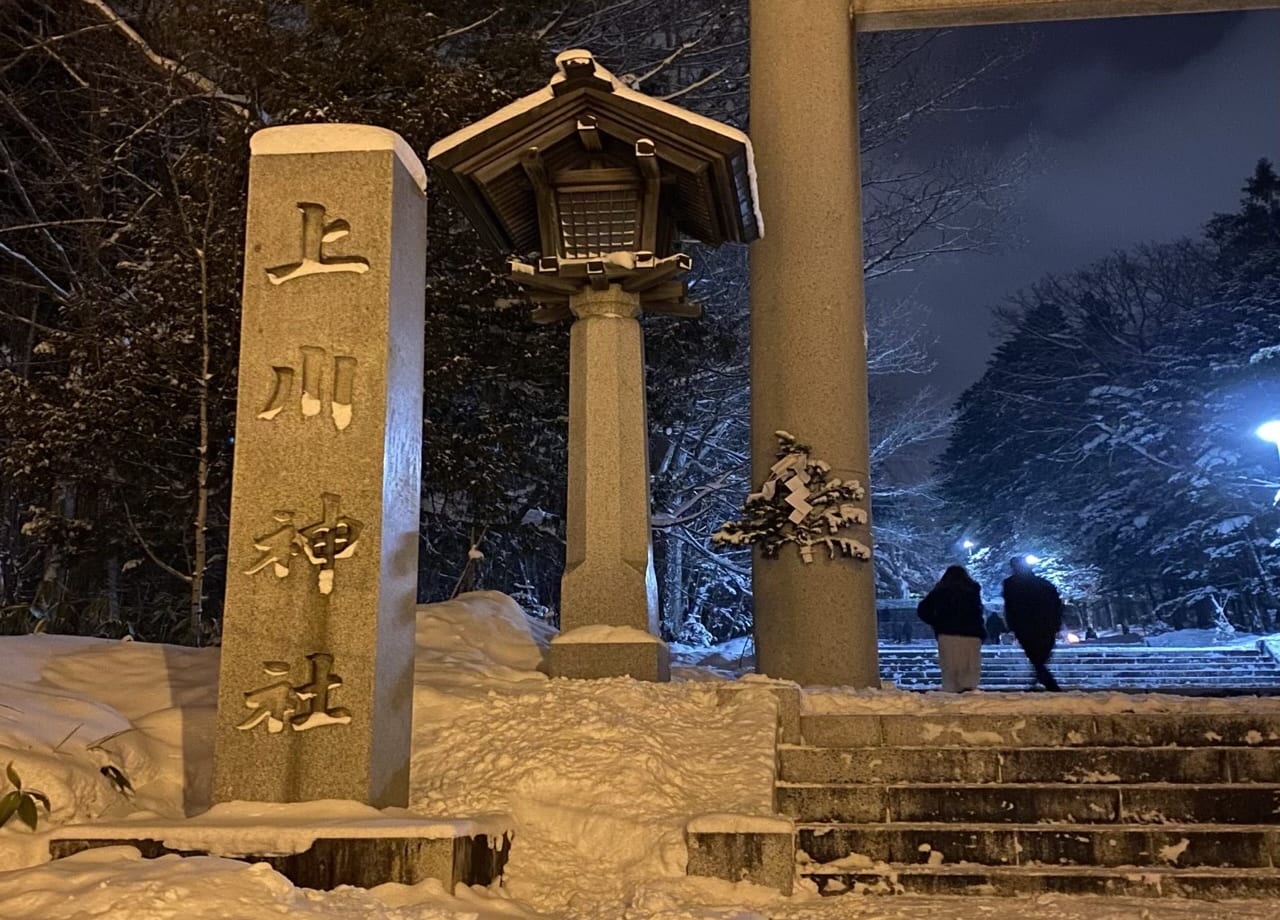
[941,162,1280,631]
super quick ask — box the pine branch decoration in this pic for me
[713,431,871,563]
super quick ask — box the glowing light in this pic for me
[1259,422,1280,505]
[1257,420,1280,445]
[1065,632,1081,644]
[962,539,975,549]
[1024,554,1041,565]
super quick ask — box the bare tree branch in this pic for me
[77,0,250,112]
[432,7,505,44]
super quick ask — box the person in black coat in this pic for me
[917,565,986,692]
[1001,556,1064,691]
[984,611,1006,645]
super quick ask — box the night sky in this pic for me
[879,10,1280,402]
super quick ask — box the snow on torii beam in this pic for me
[748,0,1280,689]
[852,0,1280,30]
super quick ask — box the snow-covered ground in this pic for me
[1,592,1278,919]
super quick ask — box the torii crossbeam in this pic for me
[749,0,1280,687]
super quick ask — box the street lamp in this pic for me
[1258,420,1280,503]
[1257,420,1280,457]
[962,539,975,550]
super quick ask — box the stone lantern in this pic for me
[428,49,760,681]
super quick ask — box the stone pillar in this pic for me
[549,284,668,681]
[213,125,426,805]
[748,1,879,687]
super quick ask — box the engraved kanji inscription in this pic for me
[244,493,363,595]
[236,653,352,734]
[257,367,295,422]
[256,347,357,430]
[290,653,353,731]
[243,511,300,577]
[235,660,298,733]
[266,202,370,285]
[298,493,363,596]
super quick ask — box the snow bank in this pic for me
[670,635,753,678]
[0,845,538,920]
[412,590,553,697]
[413,591,779,914]
[0,592,780,918]
[411,667,777,914]
[0,634,219,858]
[7,593,1279,919]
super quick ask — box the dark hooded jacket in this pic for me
[1001,572,1063,649]
[917,569,986,640]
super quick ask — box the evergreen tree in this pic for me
[941,163,1280,630]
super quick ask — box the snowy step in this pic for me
[779,745,1280,785]
[886,670,1280,677]
[888,677,1280,684]
[882,662,1280,675]
[778,782,1280,825]
[800,713,1280,748]
[885,670,1280,678]
[883,663,1280,675]
[795,821,1280,870]
[884,655,1280,664]
[884,659,1280,667]
[879,658,1277,668]
[882,645,1271,655]
[880,649,1271,658]
[878,656,1280,689]
[882,653,1274,659]
[889,672,1280,680]
[799,863,1280,898]
[891,674,1280,682]
[885,676,1280,687]
[888,682,1280,694]
[885,660,1280,670]
[887,681,1280,688]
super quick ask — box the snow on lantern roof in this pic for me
[427,49,761,255]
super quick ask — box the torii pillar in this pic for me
[749,0,879,687]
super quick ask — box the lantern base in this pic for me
[548,630,671,682]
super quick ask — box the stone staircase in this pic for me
[781,709,1280,897]
[879,644,1280,693]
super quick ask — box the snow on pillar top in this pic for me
[251,124,427,194]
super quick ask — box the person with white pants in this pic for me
[917,565,986,692]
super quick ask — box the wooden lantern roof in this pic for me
[427,49,762,257]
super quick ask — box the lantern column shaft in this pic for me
[748,0,880,687]
[549,284,668,681]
